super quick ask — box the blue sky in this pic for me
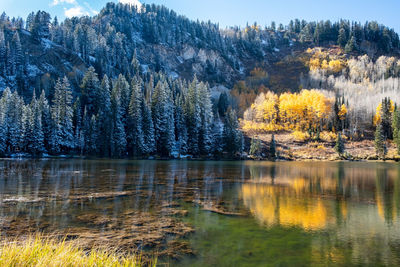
[1,0,400,33]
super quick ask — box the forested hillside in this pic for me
[0,1,400,158]
[0,2,399,97]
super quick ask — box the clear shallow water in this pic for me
[0,159,399,266]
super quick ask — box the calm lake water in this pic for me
[0,159,399,266]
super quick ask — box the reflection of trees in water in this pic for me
[375,167,400,224]
[243,162,400,266]
[0,160,247,228]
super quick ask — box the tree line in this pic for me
[0,67,243,158]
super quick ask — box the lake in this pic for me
[0,159,399,266]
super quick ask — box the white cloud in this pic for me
[51,0,77,6]
[119,0,142,9]
[64,6,89,18]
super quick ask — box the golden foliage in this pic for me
[307,49,346,73]
[338,104,348,120]
[291,131,310,142]
[279,90,333,131]
[243,89,333,135]
[320,131,338,142]
[373,100,395,125]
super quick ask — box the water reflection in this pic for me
[242,162,400,265]
[0,159,400,265]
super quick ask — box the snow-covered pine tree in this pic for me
[223,108,242,157]
[50,79,63,154]
[96,75,112,156]
[0,29,6,76]
[198,82,213,155]
[50,77,74,153]
[174,94,188,155]
[185,77,201,155]
[27,92,45,155]
[128,77,145,156]
[142,99,155,156]
[0,88,11,154]
[151,80,175,156]
[38,90,51,151]
[6,91,24,153]
[212,113,224,156]
[22,101,32,152]
[113,74,131,121]
[73,99,84,155]
[111,80,127,157]
[80,66,100,117]
[12,32,24,75]
[83,111,98,155]
[59,77,74,152]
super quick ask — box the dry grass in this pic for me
[249,133,400,161]
[0,235,156,267]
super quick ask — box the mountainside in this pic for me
[0,2,399,99]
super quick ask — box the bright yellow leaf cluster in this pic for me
[307,48,346,73]
[279,90,333,131]
[243,90,333,133]
[373,100,395,125]
[338,104,347,120]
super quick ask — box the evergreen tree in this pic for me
[380,97,392,139]
[0,88,11,154]
[249,137,262,158]
[142,100,155,155]
[269,134,277,160]
[128,77,145,156]
[217,92,229,117]
[198,82,213,155]
[185,78,201,155]
[51,77,74,153]
[80,67,100,117]
[223,108,242,157]
[28,92,45,155]
[392,108,400,155]
[6,91,24,153]
[375,124,387,159]
[60,77,74,151]
[0,29,6,76]
[174,95,188,155]
[38,90,51,151]
[83,111,98,155]
[94,75,112,156]
[334,132,345,157]
[151,81,175,156]
[12,32,24,75]
[110,81,127,157]
[337,27,347,48]
[113,74,131,123]
[345,35,357,53]
[212,114,224,157]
